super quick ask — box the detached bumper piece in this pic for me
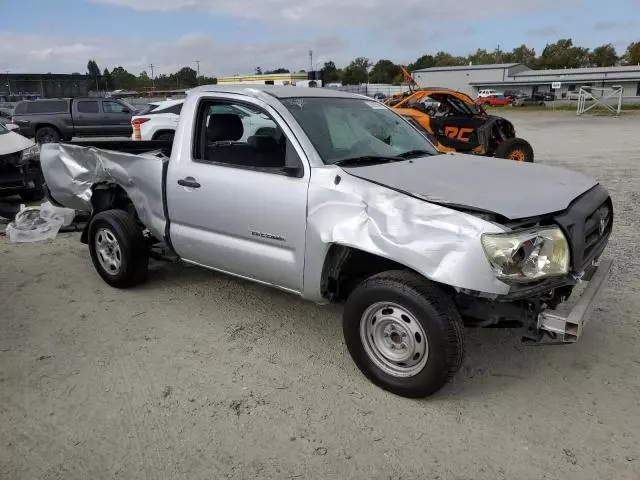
[537,260,613,343]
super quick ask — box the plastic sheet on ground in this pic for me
[5,201,76,243]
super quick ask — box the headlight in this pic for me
[481,227,570,282]
[21,144,40,162]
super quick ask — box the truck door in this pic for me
[73,100,102,136]
[166,96,309,293]
[101,100,134,136]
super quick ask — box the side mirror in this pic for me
[122,108,131,114]
[5,123,19,132]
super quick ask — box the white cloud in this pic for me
[2,0,568,75]
[93,0,559,29]
[0,30,349,75]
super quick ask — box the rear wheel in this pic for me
[35,126,61,144]
[343,271,465,398]
[88,210,149,288]
[496,137,534,163]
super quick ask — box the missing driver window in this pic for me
[196,101,288,171]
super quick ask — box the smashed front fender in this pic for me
[302,167,510,301]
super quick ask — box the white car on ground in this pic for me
[477,89,503,98]
[131,99,275,142]
[131,99,183,141]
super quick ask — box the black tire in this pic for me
[343,270,465,398]
[35,126,61,144]
[495,137,534,163]
[88,209,149,288]
[154,131,174,142]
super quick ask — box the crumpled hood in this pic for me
[0,130,35,156]
[343,153,598,220]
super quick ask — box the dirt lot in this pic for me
[1,110,639,480]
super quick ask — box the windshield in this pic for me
[282,97,439,164]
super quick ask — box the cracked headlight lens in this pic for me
[481,227,570,282]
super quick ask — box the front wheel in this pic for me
[495,137,534,163]
[343,271,465,398]
[88,210,149,288]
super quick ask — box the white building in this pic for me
[217,73,321,87]
[413,64,640,98]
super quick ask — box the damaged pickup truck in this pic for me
[41,85,613,398]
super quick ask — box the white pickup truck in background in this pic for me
[41,85,613,398]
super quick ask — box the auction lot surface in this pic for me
[1,111,639,479]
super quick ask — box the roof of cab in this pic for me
[188,84,365,100]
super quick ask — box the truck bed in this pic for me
[40,140,169,240]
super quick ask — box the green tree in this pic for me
[589,44,618,67]
[110,66,137,90]
[537,39,590,69]
[176,66,198,87]
[408,54,435,72]
[622,41,640,65]
[265,68,290,74]
[341,57,372,85]
[369,59,399,84]
[87,59,102,90]
[468,48,496,65]
[433,51,467,67]
[255,66,263,75]
[321,61,341,83]
[137,70,152,88]
[102,68,114,91]
[507,44,536,66]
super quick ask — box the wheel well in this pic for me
[152,129,175,140]
[35,123,60,134]
[321,245,415,301]
[80,183,139,244]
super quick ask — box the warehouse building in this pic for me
[413,64,640,99]
[217,72,321,87]
[0,73,90,101]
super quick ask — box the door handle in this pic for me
[177,177,201,188]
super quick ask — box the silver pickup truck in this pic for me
[41,85,613,398]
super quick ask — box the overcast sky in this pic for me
[2,0,639,76]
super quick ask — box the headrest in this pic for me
[248,135,279,151]
[206,113,243,142]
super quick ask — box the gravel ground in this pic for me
[1,111,639,480]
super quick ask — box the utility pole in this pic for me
[5,70,10,96]
[309,50,313,73]
[195,60,200,86]
[149,64,155,87]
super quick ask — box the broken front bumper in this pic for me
[537,259,613,343]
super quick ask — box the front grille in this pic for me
[583,202,612,262]
[555,184,613,273]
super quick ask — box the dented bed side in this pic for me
[40,143,167,240]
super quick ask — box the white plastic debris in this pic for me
[39,201,76,228]
[5,202,76,243]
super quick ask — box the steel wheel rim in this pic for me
[359,302,429,378]
[95,228,122,275]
